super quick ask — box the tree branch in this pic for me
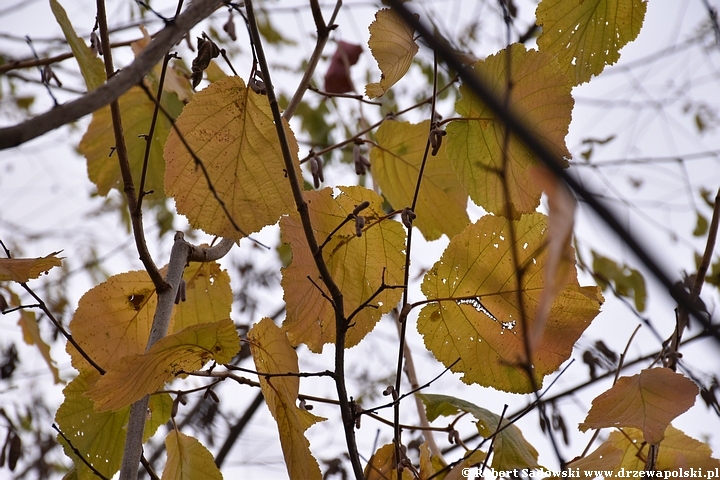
[0,0,223,150]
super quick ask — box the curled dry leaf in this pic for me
[324,41,363,93]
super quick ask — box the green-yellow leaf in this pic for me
[446,44,573,218]
[572,426,720,473]
[49,0,106,91]
[164,76,299,240]
[81,86,174,197]
[579,368,698,445]
[536,0,647,85]
[364,443,414,480]
[56,370,171,479]
[592,251,646,311]
[280,186,406,352]
[371,120,469,240]
[418,213,603,392]
[248,318,325,480]
[18,306,62,384]
[88,318,240,412]
[365,8,419,98]
[161,431,223,480]
[417,393,538,471]
[694,211,709,237]
[0,252,62,283]
[68,261,232,373]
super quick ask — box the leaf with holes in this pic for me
[164,76,299,240]
[365,8,419,98]
[579,368,698,445]
[56,370,171,479]
[67,261,232,373]
[571,425,720,473]
[161,431,223,480]
[88,318,239,412]
[446,44,573,218]
[371,119,469,241]
[417,393,537,471]
[418,213,602,393]
[249,318,325,480]
[536,0,647,85]
[280,186,406,352]
[0,252,62,283]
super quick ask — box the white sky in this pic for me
[2,0,720,479]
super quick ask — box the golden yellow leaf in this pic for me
[68,261,232,373]
[248,318,325,480]
[365,8,419,98]
[18,308,62,384]
[579,368,698,445]
[4,288,61,383]
[56,370,171,479]
[0,252,62,283]
[81,86,177,197]
[417,393,536,471]
[537,0,647,85]
[280,186,406,352]
[164,76,299,240]
[572,425,720,473]
[446,44,573,218]
[161,431,223,480]
[365,443,414,480]
[418,213,602,393]
[49,0,106,91]
[88,318,239,412]
[371,120,470,240]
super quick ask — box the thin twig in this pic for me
[53,424,109,479]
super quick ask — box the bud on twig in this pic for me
[309,153,324,188]
[90,30,103,56]
[352,201,370,216]
[223,10,237,41]
[401,207,416,229]
[355,215,365,237]
[429,125,447,156]
[353,143,371,175]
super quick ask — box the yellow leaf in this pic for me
[164,76,299,240]
[364,443,414,480]
[56,370,171,479]
[49,0,106,91]
[371,120,470,240]
[417,393,535,471]
[81,86,175,197]
[579,368,698,445]
[248,318,325,480]
[161,431,223,480]
[365,8,419,98]
[88,319,240,412]
[446,44,573,218]
[572,425,720,473]
[18,308,62,384]
[527,166,577,350]
[0,252,62,283]
[280,186,406,352]
[537,0,647,85]
[418,213,602,393]
[68,262,232,373]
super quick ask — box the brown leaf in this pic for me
[324,41,363,93]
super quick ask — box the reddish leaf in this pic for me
[324,41,363,94]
